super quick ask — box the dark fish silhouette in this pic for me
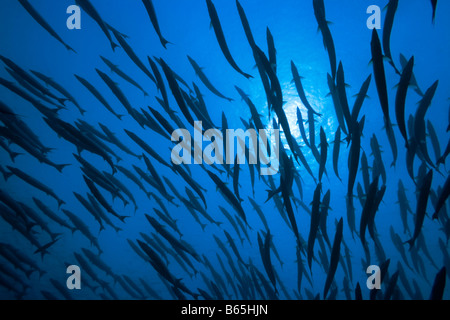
[382,0,400,74]
[142,0,170,48]
[324,218,343,299]
[206,0,252,79]
[188,55,232,102]
[371,29,397,167]
[75,0,118,51]
[405,170,433,249]
[18,0,75,52]
[395,56,414,147]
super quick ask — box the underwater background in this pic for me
[0,0,449,300]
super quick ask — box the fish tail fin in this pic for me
[66,45,77,54]
[79,108,87,115]
[111,42,120,52]
[431,211,438,220]
[55,163,71,173]
[200,223,208,231]
[10,152,22,163]
[160,38,171,49]
[34,247,49,261]
[119,215,129,223]
[57,97,69,105]
[42,147,56,154]
[174,278,183,287]
[116,114,125,120]
[57,199,65,209]
[403,238,415,251]
[143,91,149,97]
[2,171,13,181]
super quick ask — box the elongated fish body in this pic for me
[206,0,252,79]
[98,124,142,160]
[258,231,277,294]
[332,126,342,181]
[414,80,439,169]
[347,121,361,199]
[397,180,412,234]
[296,107,310,148]
[308,183,322,270]
[307,109,320,164]
[148,57,170,109]
[100,56,147,96]
[83,175,127,223]
[206,170,246,224]
[405,170,433,249]
[371,29,389,122]
[371,29,398,166]
[319,127,328,182]
[382,0,400,74]
[95,68,135,116]
[367,184,386,241]
[360,176,379,250]
[32,197,73,232]
[188,55,232,102]
[63,209,102,254]
[142,0,169,48]
[73,192,105,232]
[266,27,277,74]
[109,28,155,83]
[124,129,171,169]
[0,76,60,117]
[432,175,450,220]
[74,74,123,120]
[370,134,386,185]
[336,62,352,136]
[0,56,51,98]
[6,166,65,208]
[324,217,343,299]
[291,61,321,116]
[318,190,332,250]
[351,75,371,125]
[431,0,438,24]
[395,56,414,147]
[76,0,118,51]
[159,58,194,125]
[224,230,247,267]
[30,70,85,114]
[17,0,75,52]
[313,0,336,79]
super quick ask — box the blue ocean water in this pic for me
[0,0,449,300]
